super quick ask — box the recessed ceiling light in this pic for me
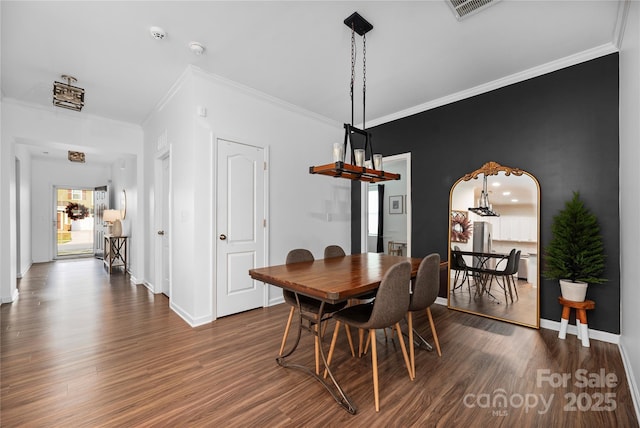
[150,26,167,40]
[502,191,511,196]
[492,182,501,187]
[189,41,205,55]
[511,199,519,203]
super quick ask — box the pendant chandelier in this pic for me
[53,75,85,112]
[309,12,400,183]
[469,174,500,217]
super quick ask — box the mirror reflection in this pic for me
[448,161,540,328]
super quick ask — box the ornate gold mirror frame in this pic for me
[447,161,540,328]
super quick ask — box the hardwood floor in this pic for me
[2,259,638,427]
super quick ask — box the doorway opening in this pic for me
[362,153,411,256]
[55,187,95,257]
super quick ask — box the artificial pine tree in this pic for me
[543,192,606,284]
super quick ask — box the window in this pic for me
[368,187,378,235]
[71,189,83,200]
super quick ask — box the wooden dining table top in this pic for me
[249,253,422,304]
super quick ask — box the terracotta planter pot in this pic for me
[559,279,588,302]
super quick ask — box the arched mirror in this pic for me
[448,161,540,328]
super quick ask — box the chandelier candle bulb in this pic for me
[354,149,365,167]
[373,154,383,170]
[333,143,344,163]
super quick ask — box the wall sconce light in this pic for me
[53,75,85,111]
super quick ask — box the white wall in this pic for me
[143,66,351,325]
[619,0,640,416]
[109,156,138,280]
[0,101,144,302]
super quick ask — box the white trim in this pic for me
[367,43,618,128]
[170,300,213,327]
[1,289,19,304]
[189,65,340,128]
[540,318,620,345]
[620,337,640,422]
[613,0,632,50]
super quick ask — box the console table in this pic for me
[104,235,128,274]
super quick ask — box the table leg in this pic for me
[275,295,357,414]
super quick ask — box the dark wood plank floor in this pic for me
[2,259,638,427]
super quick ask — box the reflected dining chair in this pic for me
[407,253,442,379]
[331,261,413,412]
[280,249,347,374]
[450,245,472,294]
[487,249,518,303]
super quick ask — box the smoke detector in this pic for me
[149,26,167,40]
[189,41,205,55]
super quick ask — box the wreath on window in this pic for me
[65,202,89,221]
[451,211,472,243]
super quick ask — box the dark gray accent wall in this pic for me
[352,53,620,334]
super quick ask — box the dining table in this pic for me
[451,249,508,299]
[248,252,422,414]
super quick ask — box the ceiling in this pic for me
[1,1,624,130]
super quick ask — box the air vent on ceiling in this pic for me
[446,0,500,20]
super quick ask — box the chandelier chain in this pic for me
[362,32,367,130]
[350,23,356,126]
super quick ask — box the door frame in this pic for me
[154,146,172,296]
[213,135,269,320]
[360,152,412,256]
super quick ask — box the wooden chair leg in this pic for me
[426,307,442,357]
[363,331,371,355]
[324,321,341,378]
[279,306,295,355]
[408,311,416,379]
[395,323,413,381]
[314,322,321,375]
[358,328,366,357]
[344,324,355,357]
[370,329,380,412]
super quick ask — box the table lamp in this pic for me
[103,209,122,237]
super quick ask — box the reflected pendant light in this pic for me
[309,12,400,183]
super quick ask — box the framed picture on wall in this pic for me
[389,195,403,214]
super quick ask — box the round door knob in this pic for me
[219,234,227,240]
[157,230,165,235]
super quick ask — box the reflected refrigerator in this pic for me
[472,221,492,269]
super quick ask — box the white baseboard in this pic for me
[169,300,212,327]
[540,318,620,344]
[619,338,640,422]
[1,289,20,304]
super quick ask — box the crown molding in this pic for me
[368,43,619,128]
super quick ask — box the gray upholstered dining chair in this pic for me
[324,245,346,258]
[280,249,347,374]
[407,253,442,379]
[330,261,413,412]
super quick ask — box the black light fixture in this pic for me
[469,174,500,217]
[53,75,85,112]
[465,161,525,217]
[309,12,400,183]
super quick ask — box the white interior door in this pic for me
[216,139,265,318]
[161,155,170,296]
